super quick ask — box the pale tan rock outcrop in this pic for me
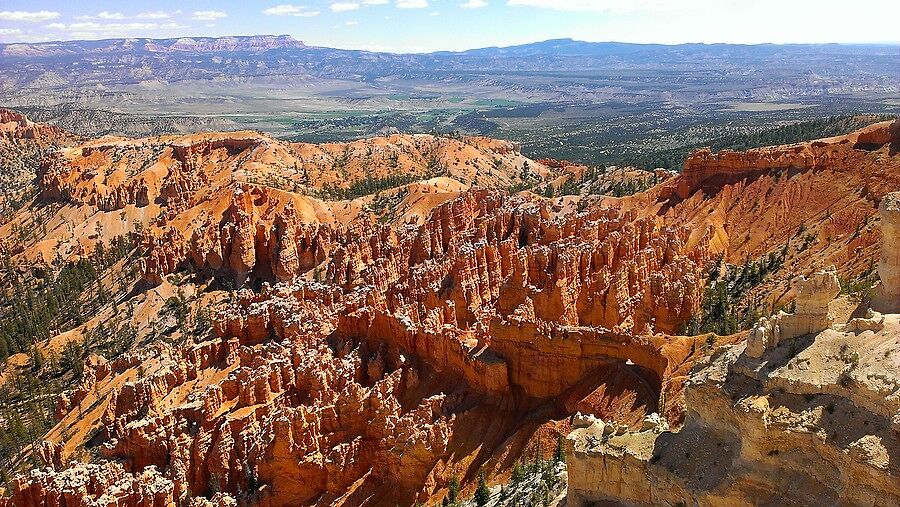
[745,267,840,358]
[848,309,886,333]
[876,192,900,313]
[568,210,900,507]
[779,267,841,338]
[567,314,900,507]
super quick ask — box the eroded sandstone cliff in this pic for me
[3,116,899,507]
[3,184,718,505]
[608,119,900,312]
[566,191,900,507]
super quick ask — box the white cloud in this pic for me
[345,20,359,25]
[0,28,23,35]
[263,4,321,16]
[505,0,680,11]
[363,0,390,4]
[77,11,176,21]
[397,0,429,7]
[190,10,228,21]
[66,22,160,31]
[0,10,61,22]
[43,21,188,37]
[461,0,487,7]
[97,11,126,20]
[135,11,172,20]
[264,4,303,15]
[331,2,361,11]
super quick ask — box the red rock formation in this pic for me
[0,109,72,142]
[536,158,579,169]
[7,462,179,507]
[613,119,900,311]
[673,120,900,201]
[8,119,897,507]
[7,183,714,506]
[150,188,708,333]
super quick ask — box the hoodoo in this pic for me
[566,181,900,507]
[1,109,899,507]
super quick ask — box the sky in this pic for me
[1,0,899,53]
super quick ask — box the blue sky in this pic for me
[1,1,899,52]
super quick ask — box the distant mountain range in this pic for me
[1,35,897,165]
[2,35,898,88]
[4,34,899,57]
[0,34,307,57]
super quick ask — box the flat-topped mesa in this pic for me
[745,267,840,358]
[674,120,900,200]
[875,192,900,313]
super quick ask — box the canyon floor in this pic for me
[0,109,898,506]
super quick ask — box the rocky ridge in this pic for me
[2,184,715,505]
[613,119,900,311]
[673,120,900,201]
[565,192,900,506]
[2,117,899,506]
[0,109,78,241]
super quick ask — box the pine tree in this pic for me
[474,470,490,507]
[447,476,460,504]
[510,461,524,484]
[538,482,550,507]
[553,434,565,463]
[31,345,43,371]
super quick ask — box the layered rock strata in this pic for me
[745,267,841,358]
[0,109,72,141]
[612,119,900,315]
[567,319,900,506]
[876,192,900,313]
[566,208,900,506]
[4,279,710,506]
[6,117,900,507]
[674,120,900,201]
[4,187,715,506]
[146,189,711,334]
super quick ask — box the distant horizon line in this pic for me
[2,34,900,54]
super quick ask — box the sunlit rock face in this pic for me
[876,192,900,313]
[567,194,900,507]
